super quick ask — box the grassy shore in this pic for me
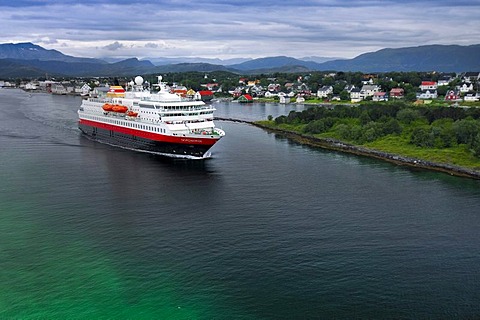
[255,120,480,179]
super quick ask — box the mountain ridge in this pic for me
[0,42,479,78]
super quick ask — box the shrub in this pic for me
[410,126,435,147]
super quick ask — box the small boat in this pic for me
[102,103,114,111]
[127,111,138,117]
[111,105,128,113]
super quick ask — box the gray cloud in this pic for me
[103,41,125,51]
[0,1,478,59]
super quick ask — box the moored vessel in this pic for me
[77,76,225,159]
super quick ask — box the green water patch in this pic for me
[0,195,242,319]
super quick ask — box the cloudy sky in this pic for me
[1,0,479,60]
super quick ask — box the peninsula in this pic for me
[248,102,480,179]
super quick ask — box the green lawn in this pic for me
[256,121,480,170]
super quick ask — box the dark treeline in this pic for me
[273,102,480,157]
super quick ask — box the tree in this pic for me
[453,119,480,146]
[359,110,372,125]
[333,83,345,95]
[275,115,287,124]
[340,90,350,101]
[304,119,326,134]
[437,85,448,97]
[383,118,402,135]
[405,92,417,102]
[396,108,421,124]
[472,133,480,157]
[410,126,435,147]
[336,124,351,140]
[431,118,456,148]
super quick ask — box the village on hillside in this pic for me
[1,71,479,105]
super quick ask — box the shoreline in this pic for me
[216,117,480,180]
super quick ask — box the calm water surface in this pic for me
[1,89,480,319]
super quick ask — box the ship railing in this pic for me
[190,128,223,136]
[90,98,108,103]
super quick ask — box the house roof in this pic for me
[198,90,213,96]
[362,85,380,90]
[390,88,404,93]
[464,72,480,77]
[318,86,332,91]
[421,81,437,86]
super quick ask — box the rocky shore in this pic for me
[216,117,480,180]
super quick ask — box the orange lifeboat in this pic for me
[127,111,138,117]
[112,105,128,113]
[102,103,114,111]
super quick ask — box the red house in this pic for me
[238,94,253,103]
[445,90,461,101]
[389,88,405,99]
[196,90,214,102]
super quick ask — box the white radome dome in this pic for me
[134,76,144,85]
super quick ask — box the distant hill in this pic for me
[0,42,105,64]
[0,59,48,78]
[145,57,250,66]
[316,45,480,72]
[300,56,340,64]
[1,42,479,78]
[234,45,480,73]
[97,58,155,76]
[0,58,154,77]
[154,63,235,73]
[230,56,321,71]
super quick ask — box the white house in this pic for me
[372,92,388,102]
[344,84,356,92]
[64,83,75,94]
[464,93,480,102]
[417,90,438,100]
[264,91,278,98]
[51,83,67,95]
[458,82,474,93]
[93,85,110,97]
[420,81,437,91]
[79,83,91,96]
[360,85,381,99]
[1,81,15,88]
[317,85,333,98]
[462,72,480,83]
[437,77,452,86]
[267,83,281,92]
[296,96,305,104]
[350,88,362,103]
[279,95,291,104]
[25,82,38,90]
[362,78,374,85]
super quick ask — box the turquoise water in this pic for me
[1,89,480,319]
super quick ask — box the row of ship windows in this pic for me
[89,115,166,134]
[139,104,212,111]
[161,111,214,117]
[140,111,214,116]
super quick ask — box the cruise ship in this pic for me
[78,76,225,159]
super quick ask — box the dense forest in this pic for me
[270,102,480,162]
